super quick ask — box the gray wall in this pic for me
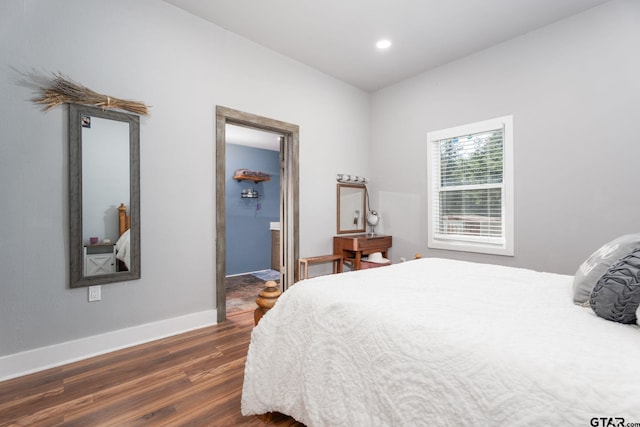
[0,0,370,357]
[369,0,640,274]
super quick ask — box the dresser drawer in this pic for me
[355,236,392,251]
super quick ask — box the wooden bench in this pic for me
[297,254,343,281]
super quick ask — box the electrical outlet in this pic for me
[400,257,407,263]
[88,285,101,302]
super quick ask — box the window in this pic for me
[427,115,513,256]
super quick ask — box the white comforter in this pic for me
[242,258,640,426]
[115,229,130,269]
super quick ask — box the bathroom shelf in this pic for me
[241,188,260,198]
[233,174,270,183]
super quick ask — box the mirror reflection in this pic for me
[337,183,366,234]
[82,116,130,275]
[69,104,140,287]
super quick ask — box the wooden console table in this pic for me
[333,234,392,270]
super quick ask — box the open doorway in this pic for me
[224,124,281,315]
[215,106,299,323]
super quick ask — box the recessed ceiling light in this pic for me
[376,39,392,50]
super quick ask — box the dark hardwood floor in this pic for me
[226,274,273,316]
[0,310,303,426]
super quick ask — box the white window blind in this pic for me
[427,116,513,256]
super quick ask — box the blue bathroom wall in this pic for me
[226,144,280,275]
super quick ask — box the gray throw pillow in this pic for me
[572,234,640,305]
[589,249,640,324]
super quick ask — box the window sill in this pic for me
[428,238,514,257]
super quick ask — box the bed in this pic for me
[115,202,131,271]
[241,257,640,426]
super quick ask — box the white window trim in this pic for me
[427,115,514,256]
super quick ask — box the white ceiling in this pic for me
[226,124,282,151]
[163,0,611,92]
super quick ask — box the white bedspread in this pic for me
[115,229,130,269]
[242,258,640,426]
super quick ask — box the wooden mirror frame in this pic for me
[336,183,366,234]
[69,104,141,287]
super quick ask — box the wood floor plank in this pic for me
[0,367,64,408]
[0,310,304,426]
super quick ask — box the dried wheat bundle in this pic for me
[29,72,149,115]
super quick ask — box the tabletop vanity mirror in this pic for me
[336,183,366,234]
[69,104,140,287]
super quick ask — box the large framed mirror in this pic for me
[69,104,140,287]
[337,183,366,234]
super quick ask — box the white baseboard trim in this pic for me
[0,309,217,382]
